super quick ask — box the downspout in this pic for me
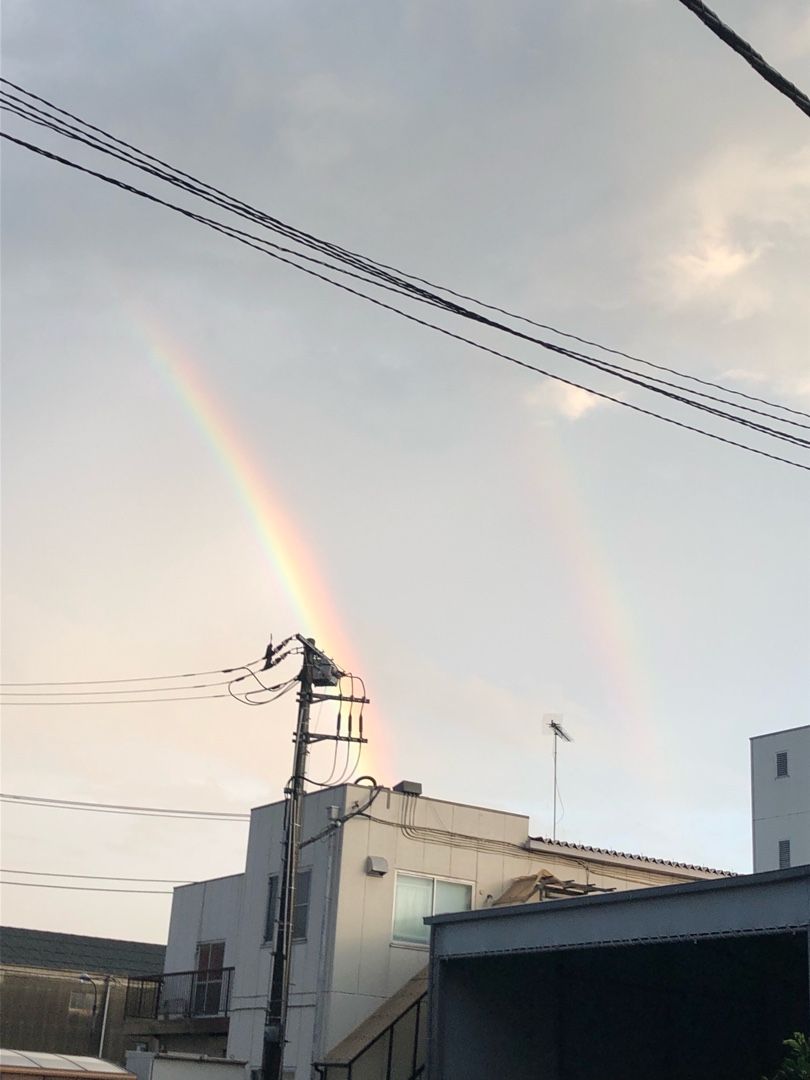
[310,803,341,1075]
[98,976,113,1058]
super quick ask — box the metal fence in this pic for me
[125,967,234,1020]
[315,992,427,1080]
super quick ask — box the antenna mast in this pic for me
[544,714,573,842]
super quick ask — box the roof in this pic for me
[528,835,734,876]
[0,927,165,977]
[0,1050,133,1075]
[750,723,809,742]
[426,865,810,939]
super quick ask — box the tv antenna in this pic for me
[544,714,573,842]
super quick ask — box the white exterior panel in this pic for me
[751,725,810,872]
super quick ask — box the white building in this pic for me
[125,782,730,1079]
[751,724,809,872]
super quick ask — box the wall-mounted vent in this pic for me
[776,751,789,778]
[779,839,791,869]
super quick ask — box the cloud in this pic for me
[651,145,810,317]
[525,381,604,421]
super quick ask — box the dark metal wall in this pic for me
[0,968,133,1063]
[431,932,810,1080]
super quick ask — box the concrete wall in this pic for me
[752,725,810,871]
[164,874,245,974]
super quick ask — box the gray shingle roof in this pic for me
[0,926,165,976]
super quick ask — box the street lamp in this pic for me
[78,974,116,1058]
[79,973,98,1014]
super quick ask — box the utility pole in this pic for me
[262,635,368,1080]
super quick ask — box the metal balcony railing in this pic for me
[125,967,234,1021]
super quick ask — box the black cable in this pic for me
[0,792,249,819]
[676,0,810,119]
[3,130,807,473]
[1,691,232,705]
[0,676,236,697]
[3,81,807,425]
[0,656,262,688]
[4,95,807,438]
[0,879,172,894]
[1,868,191,883]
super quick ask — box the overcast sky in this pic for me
[1,0,808,943]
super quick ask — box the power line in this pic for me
[0,792,250,820]
[676,0,810,119]
[4,77,805,422]
[0,657,262,688]
[1,868,191,883]
[0,691,233,705]
[2,84,808,466]
[2,130,807,472]
[0,879,172,895]
[3,88,807,434]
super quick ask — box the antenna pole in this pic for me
[552,728,559,842]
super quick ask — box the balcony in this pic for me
[124,967,234,1035]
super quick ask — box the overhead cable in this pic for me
[675,0,810,119]
[0,792,250,820]
[2,132,807,472]
[3,77,805,422]
[3,86,807,433]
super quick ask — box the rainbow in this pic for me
[138,318,388,783]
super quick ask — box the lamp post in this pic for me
[79,974,115,1058]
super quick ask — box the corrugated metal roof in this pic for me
[528,836,734,875]
[0,927,165,976]
[0,1051,133,1075]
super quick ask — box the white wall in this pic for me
[164,873,245,974]
[751,725,810,872]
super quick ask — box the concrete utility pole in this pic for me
[262,635,369,1080]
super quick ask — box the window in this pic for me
[263,869,312,944]
[776,751,789,778]
[779,839,791,869]
[194,940,225,1016]
[393,874,472,946]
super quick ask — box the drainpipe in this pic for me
[98,976,114,1058]
[311,808,339,1071]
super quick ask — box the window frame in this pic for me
[263,868,312,946]
[391,870,474,947]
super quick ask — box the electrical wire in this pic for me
[4,131,806,474]
[0,657,263,688]
[0,792,250,820]
[0,868,191,883]
[675,0,810,119]
[0,691,232,705]
[2,87,808,470]
[0,879,172,894]
[3,98,806,439]
[3,77,805,422]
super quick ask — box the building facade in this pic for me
[125,782,730,1079]
[751,724,809,872]
[0,926,165,1063]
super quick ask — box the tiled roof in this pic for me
[0,926,165,976]
[528,836,734,876]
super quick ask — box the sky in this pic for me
[1,0,808,943]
